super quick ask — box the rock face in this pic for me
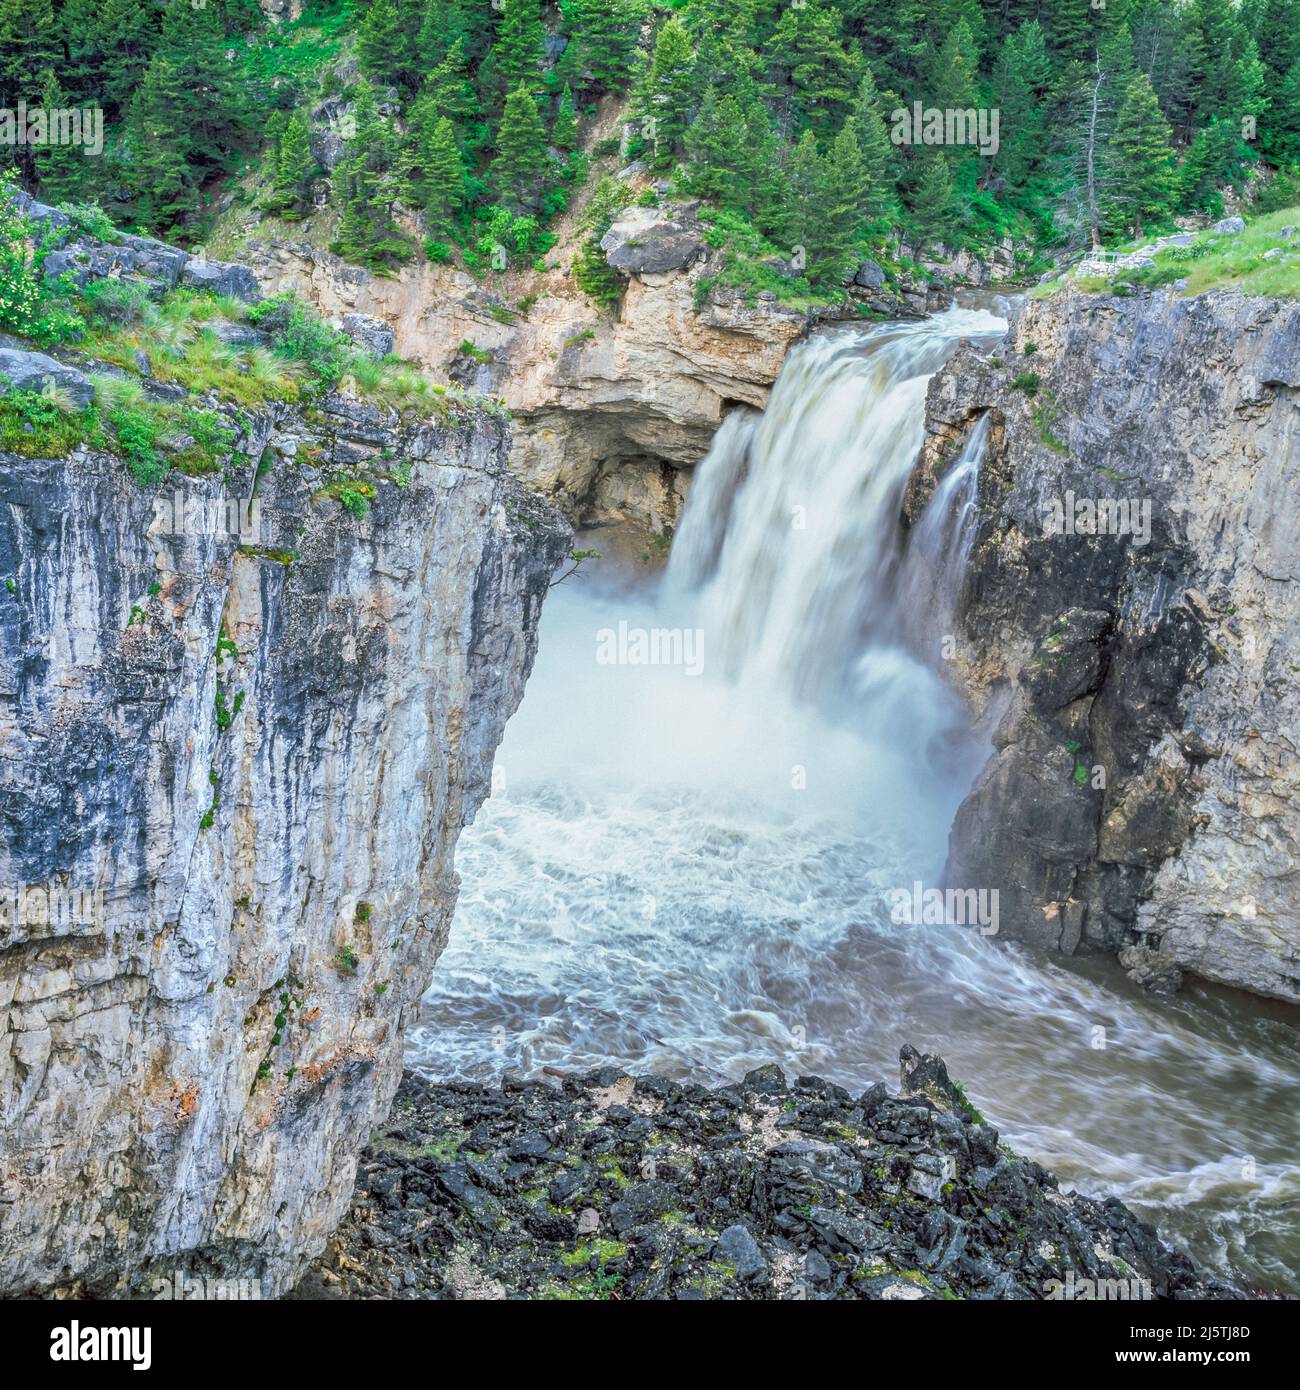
[0,384,569,1295]
[293,1048,1233,1300]
[910,286,1300,1002]
[240,224,947,561]
[241,236,808,558]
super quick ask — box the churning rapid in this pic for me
[410,307,1300,1295]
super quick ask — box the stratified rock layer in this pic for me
[292,1048,1234,1301]
[0,387,570,1296]
[911,286,1300,1002]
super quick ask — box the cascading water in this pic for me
[411,307,1300,1295]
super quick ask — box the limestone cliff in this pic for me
[240,206,945,561]
[0,368,569,1295]
[909,286,1300,1003]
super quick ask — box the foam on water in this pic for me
[411,309,1300,1294]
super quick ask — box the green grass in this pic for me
[1035,206,1300,300]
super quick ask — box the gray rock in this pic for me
[803,1249,831,1284]
[206,321,269,348]
[921,288,1300,1001]
[342,312,395,361]
[0,348,94,408]
[1212,216,1245,234]
[179,258,262,303]
[1119,944,1184,996]
[853,258,887,291]
[0,385,571,1297]
[600,205,704,276]
[714,1223,768,1283]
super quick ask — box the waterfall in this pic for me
[414,305,1300,1297]
[666,309,1005,711]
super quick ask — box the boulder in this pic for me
[853,258,887,291]
[600,205,704,276]
[1212,216,1245,234]
[0,348,95,409]
[179,258,262,303]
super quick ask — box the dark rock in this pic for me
[180,258,262,303]
[714,1223,769,1283]
[740,1063,787,1096]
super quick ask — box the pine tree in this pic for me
[988,20,1051,192]
[331,81,411,270]
[908,154,955,253]
[94,0,159,111]
[496,0,547,95]
[31,68,89,204]
[125,52,192,229]
[1049,0,1101,66]
[416,115,465,237]
[640,18,697,169]
[769,0,859,136]
[1109,72,1175,235]
[552,84,578,151]
[491,81,548,213]
[1175,117,1241,213]
[416,0,470,71]
[0,0,60,106]
[263,110,317,220]
[922,17,979,113]
[559,0,643,95]
[357,0,414,90]
[847,69,898,229]
[421,38,482,133]
[685,88,746,205]
[1266,55,1300,166]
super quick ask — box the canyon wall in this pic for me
[910,286,1300,1002]
[0,374,569,1295]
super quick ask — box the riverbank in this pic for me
[289,1048,1237,1302]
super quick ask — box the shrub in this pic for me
[0,169,84,345]
[109,405,165,485]
[247,291,349,384]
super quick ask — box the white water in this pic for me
[412,308,1300,1294]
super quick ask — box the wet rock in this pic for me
[297,1060,1236,1301]
[1118,944,1184,996]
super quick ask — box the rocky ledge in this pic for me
[290,1047,1234,1301]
